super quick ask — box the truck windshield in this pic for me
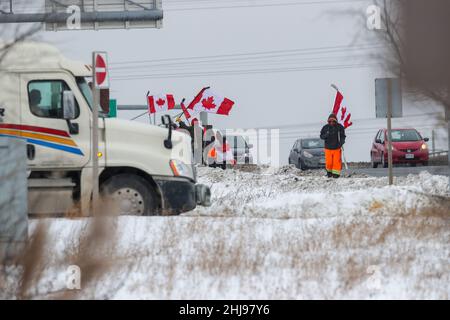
[76,77,105,116]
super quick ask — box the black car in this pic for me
[289,138,325,170]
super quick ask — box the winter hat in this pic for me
[328,113,338,121]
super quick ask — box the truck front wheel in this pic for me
[101,174,157,216]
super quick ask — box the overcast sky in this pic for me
[6,0,447,163]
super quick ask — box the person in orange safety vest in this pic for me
[207,130,236,169]
[320,113,346,178]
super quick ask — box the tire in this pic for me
[371,153,378,168]
[381,153,388,168]
[101,174,158,216]
[422,161,429,166]
[299,159,307,171]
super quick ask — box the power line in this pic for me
[241,112,444,130]
[164,0,360,3]
[18,0,371,13]
[110,44,381,67]
[277,125,443,141]
[164,0,369,11]
[109,54,374,77]
[111,63,375,80]
[108,43,382,79]
[109,52,377,74]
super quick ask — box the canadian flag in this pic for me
[188,88,234,115]
[332,88,353,129]
[148,94,175,114]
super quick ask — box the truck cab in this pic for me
[0,42,210,216]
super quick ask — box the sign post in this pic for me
[375,78,402,185]
[92,51,109,212]
[446,107,450,192]
[386,79,394,185]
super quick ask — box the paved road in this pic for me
[346,165,449,177]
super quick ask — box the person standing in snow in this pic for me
[178,118,204,164]
[320,113,346,178]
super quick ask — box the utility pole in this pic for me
[387,78,394,185]
[446,106,450,192]
[200,111,208,126]
[431,129,435,155]
[91,52,99,212]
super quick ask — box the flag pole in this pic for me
[181,86,210,125]
[331,84,349,171]
[146,91,153,125]
[174,98,187,122]
[341,146,349,170]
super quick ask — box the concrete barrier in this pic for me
[0,137,28,261]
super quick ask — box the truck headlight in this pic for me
[170,159,194,179]
[421,143,428,150]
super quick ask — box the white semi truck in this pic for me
[0,42,210,216]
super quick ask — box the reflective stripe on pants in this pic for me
[325,148,342,175]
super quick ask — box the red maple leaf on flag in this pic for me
[201,96,216,110]
[156,98,166,107]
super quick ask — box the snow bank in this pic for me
[1,166,449,299]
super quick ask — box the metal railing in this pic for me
[429,150,448,157]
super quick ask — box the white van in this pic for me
[0,42,210,216]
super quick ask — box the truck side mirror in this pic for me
[424,137,429,142]
[247,143,253,149]
[62,91,79,134]
[62,91,76,120]
[100,88,110,114]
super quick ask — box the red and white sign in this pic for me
[148,94,175,114]
[94,52,109,89]
[188,88,234,115]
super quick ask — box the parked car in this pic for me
[370,128,429,168]
[289,138,325,170]
[227,135,254,164]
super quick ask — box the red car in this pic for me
[370,128,429,168]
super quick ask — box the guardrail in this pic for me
[0,138,28,261]
[429,150,448,157]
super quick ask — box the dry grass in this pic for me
[115,200,447,299]
[0,198,132,299]
[1,192,449,299]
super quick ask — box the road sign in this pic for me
[91,51,109,212]
[109,99,117,118]
[94,52,109,89]
[44,0,163,31]
[375,78,402,118]
[375,78,403,185]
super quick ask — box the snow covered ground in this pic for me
[2,166,449,299]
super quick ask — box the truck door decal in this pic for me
[0,123,83,156]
